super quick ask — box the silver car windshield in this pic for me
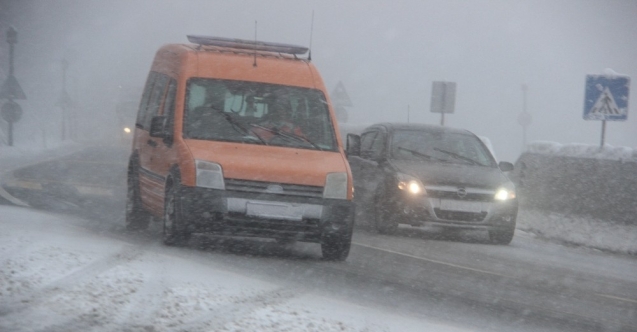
[390,130,497,167]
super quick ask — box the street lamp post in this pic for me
[56,58,73,140]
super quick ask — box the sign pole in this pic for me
[7,116,12,146]
[1,27,27,147]
[7,27,15,146]
[440,83,446,126]
[600,120,606,149]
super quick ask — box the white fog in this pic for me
[1,1,636,331]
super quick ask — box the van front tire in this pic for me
[321,230,352,261]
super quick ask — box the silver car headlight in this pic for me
[323,172,348,200]
[397,172,426,195]
[494,182,516,201]
[195,160,225,190]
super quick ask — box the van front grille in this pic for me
[225,179,323,198]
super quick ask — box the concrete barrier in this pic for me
[510,151,637,225]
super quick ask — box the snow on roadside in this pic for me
[517,208,637,255]
[0,206,468,332]
[519,141,637,255]
[527,141,636,161]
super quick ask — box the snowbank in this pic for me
[527,141,637,162]
[513,141,637,254]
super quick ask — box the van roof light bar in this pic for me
[187,35,308,55]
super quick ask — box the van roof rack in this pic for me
[187,35,308,55]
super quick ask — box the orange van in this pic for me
[125,35,354,260]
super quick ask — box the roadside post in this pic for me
[583,72,630,149]
[0,27,27,146]
[56,59,74,141]
[518,84,532,151]
[430,81,456,126]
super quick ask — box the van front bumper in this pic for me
[177,185,354,243]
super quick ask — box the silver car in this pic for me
[346,123,518,244]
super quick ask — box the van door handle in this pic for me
[147,139,157,147]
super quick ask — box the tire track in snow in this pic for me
[90,244,172,332]
[0,244,146,317]
[174,286,305,332]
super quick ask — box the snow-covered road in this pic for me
[0,206,467,332]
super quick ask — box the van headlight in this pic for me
[494,183,516,201]
[397,173,426,195]
[195,160,225,190]
[323,172,348,199]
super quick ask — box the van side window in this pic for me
[161,79,177,134]
[143,74,170,129]
[136,72,157,128]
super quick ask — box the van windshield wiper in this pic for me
[251,124,322,150]
[433,148,484,166]
[210,107,267,145]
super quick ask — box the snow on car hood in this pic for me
[390,159,508,189]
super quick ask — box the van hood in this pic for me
[185,139,346,187]
[390,159,507,189]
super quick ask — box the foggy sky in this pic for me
[0,0,635,161]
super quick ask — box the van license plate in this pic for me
[439,200,483,213]
[246,202,302,221]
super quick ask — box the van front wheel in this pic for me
[163,179,191,246]
[321,230,352,261]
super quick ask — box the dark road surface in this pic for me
[2,145,636,332]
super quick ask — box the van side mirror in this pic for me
[498,161,514,172]
[149,116,167,138]
[346,134,361,157]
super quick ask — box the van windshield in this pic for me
[390,130,497,167]
[183,78,338,151]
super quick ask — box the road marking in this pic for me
[596,293,637,304]
[352,242,510,278]
[0,184,29,207]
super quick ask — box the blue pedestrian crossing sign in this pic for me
[583,75,630,121]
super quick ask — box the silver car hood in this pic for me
[390,159,508,189]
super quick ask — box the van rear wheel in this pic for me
[125,167,150,231]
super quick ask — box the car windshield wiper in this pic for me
[397,147,434,160]
[251,124,322,150]
[210,107,267,145]
[432,148,484,166]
